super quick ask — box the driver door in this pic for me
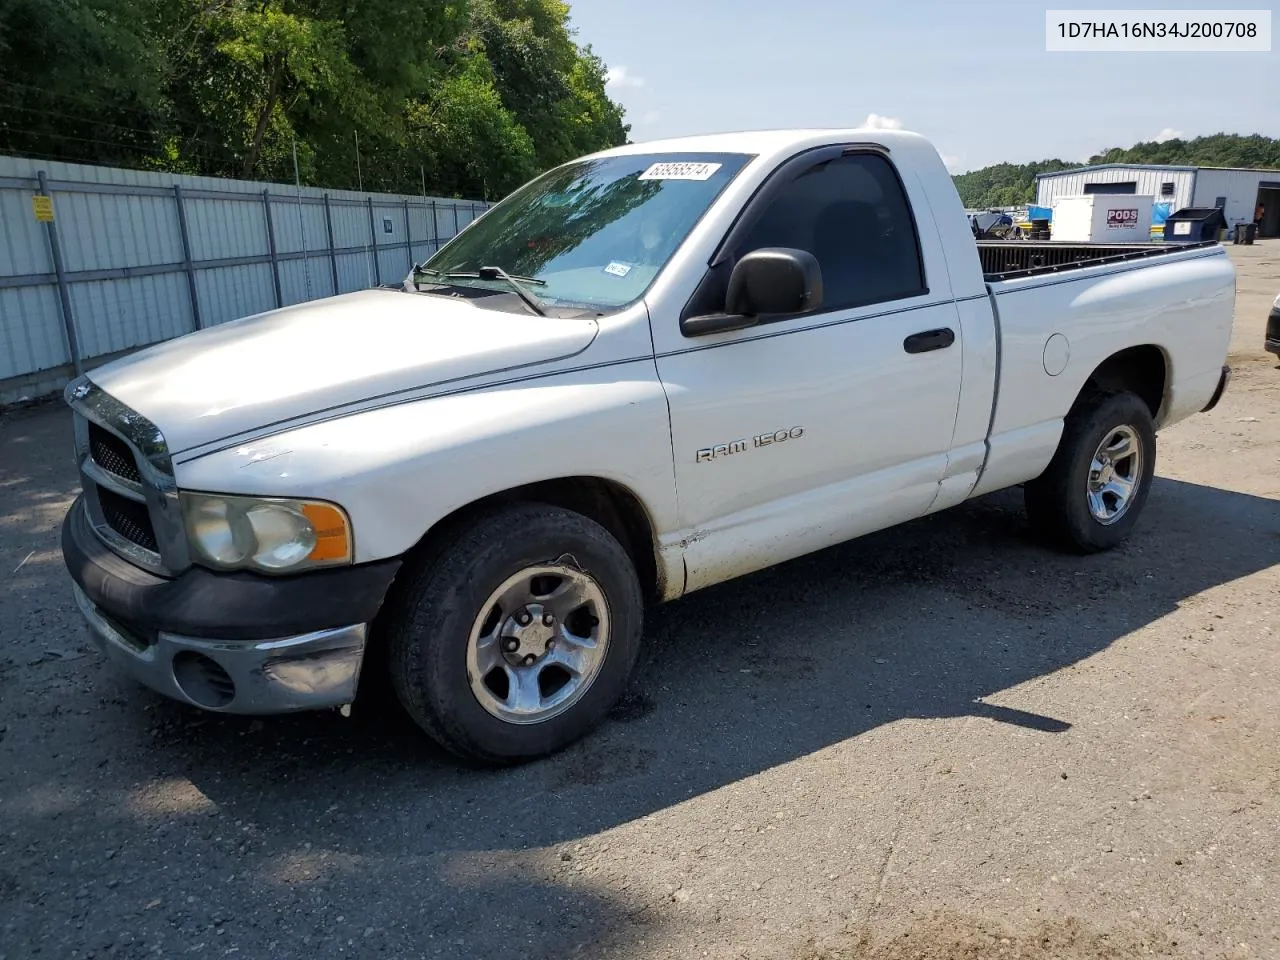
[653,148,965,593]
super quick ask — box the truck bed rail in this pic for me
[979,240,1218,282]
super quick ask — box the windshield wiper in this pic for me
[416,264,546,287]
[412,264,550,316]
[410,264,449,290]
[444,266,548,316]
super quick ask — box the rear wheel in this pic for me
[384,502,643,764]
[1024,390,1157,553]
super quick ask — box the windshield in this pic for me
[420,152,753,312]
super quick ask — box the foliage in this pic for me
[0,0,629,198]
[955,134,1280,209]
[1088,133,1280,168]
[953,159,1077,209]
[0,0,166,167]
[404,47,539,200]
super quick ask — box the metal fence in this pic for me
[0,155,491,402]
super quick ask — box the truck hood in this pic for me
[86,289,598,455]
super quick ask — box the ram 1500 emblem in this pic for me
[696,427,804,463]
[696,438,748,463]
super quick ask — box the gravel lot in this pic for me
[1,243,1277,960]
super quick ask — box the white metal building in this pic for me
[1036,163,1280,237]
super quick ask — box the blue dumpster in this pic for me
[1163,207,1227,243]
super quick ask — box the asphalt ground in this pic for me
[1,242,1277,960]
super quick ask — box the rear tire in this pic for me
[383,502,643,764]
[1024,390,1156,553]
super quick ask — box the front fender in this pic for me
[174,361,679,569]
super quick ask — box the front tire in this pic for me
[383,502,644,764]
[1024,390,1157,553]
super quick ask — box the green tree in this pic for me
[1089,133,1280,168]
[952,160,1075,209]
[406,48,538,199]
[198,1,365,178]
[0,0,166,165]
[470,0,628,170]
[561,45,628,158]
[0,0,630,198]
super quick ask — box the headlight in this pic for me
[181,493,353,574]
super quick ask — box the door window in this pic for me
[732,153,927,311]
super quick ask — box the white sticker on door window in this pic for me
[603,261,633,277]
[637,162,722,181]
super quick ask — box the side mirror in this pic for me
[681,247,824,337]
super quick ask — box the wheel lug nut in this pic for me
[504,639,519,652]
[517,611,532,626]
[542,613,554,626]
[546,638,556,650]
[523,654,536,665]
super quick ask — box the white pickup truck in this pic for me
[61,128,1235,763]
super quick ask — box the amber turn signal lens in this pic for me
[301,502,353,563]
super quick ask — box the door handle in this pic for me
[903,328,955,354]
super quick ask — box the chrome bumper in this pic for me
[73,584,367,714]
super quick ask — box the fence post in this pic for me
[452,202,460,239]
[323,194,339,295]
[430,200,438,252]
[403,198,413,272]
[366,196,381,285]
[36,170,83,377]
[173,185,202,330]
[262,189,282,308]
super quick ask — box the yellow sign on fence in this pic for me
[32,195,54,222]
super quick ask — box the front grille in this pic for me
[1266,308,1280,343]
[89,422,142,483]
[70,384,177,575]
[98,486,159,553]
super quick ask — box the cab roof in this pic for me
[588,128,934,166]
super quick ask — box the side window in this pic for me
[735,153,926,311]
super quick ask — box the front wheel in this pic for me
[383,502,644,764]
[1024,390,1157,553]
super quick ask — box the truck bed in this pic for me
[978,240,1219,282]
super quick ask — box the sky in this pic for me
[566,0,1278,173]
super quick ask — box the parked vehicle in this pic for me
[1267,292,1280,357]
[969,210,1023,240]
[61,128,1236,763]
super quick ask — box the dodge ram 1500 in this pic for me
[61,128,1235,762]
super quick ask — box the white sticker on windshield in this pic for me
[638,162,722,181]
[604,261,633,277]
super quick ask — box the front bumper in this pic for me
[62,496,401,714]
[74,583,368,712]
[1266,306,1280,356]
